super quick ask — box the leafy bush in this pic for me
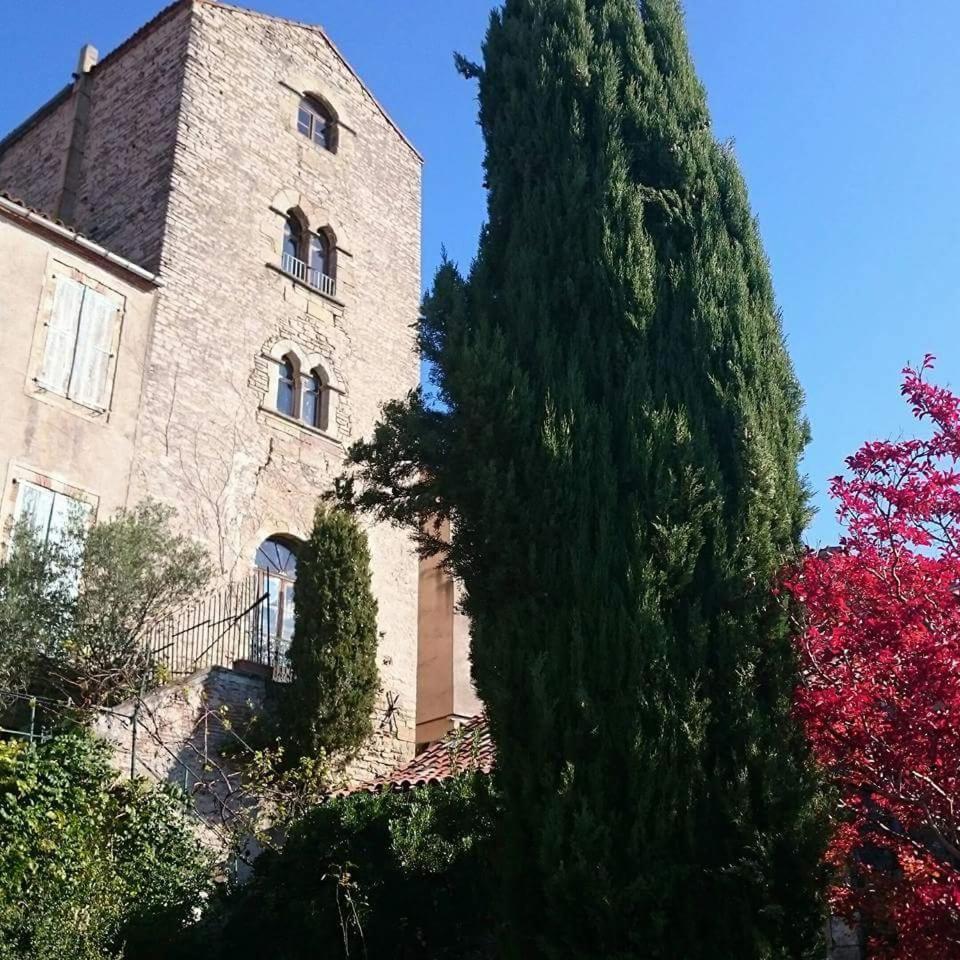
[0,525,73,710]
[0,732,212,960]
[215,771,499,959]
[281,506,379,764]
[0,500,211,710]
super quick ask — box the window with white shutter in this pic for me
[37,273,120,411]
[69,288,116,409]
[12,481,92,549]
[38,276,84,395]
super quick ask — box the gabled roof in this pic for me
[200,1,422,162]
[368,715,494,792]
[0,1,422,163]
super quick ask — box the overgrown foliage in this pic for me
[0,732,211,960]
[281,506,379,764]
[214,770,499,960]
[786,359,960,958]
[0,500,211,710]
[337,0,826,955]
[0,526,72,710]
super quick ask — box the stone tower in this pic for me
[0,0,422,776]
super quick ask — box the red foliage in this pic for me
[785,358,960,958]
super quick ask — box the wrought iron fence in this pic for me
[147,574,293,682]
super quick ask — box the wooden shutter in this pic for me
[38,276,84,395]
[69,287,116,409]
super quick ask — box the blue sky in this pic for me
[3,1,959,545]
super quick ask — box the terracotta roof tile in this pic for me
[366,715,494,793]
[0,191,72,230]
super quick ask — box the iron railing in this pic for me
[148,574,293,682]
[281,252,337,299]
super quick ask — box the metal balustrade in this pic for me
[147,573,293,682]
[281,252,337,299]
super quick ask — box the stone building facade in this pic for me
[0,0,422,776]
[0,195,160,531]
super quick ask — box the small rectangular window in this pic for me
[38,275,119,411]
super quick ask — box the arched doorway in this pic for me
[254,535,299,663]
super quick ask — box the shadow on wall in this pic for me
[90,662,273,852]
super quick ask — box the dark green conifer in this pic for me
[282,506,379,763]
[342,1,826,955]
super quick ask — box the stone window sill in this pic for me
[265,261,346,309]
[26,380,113,426]
[259,405,343,448]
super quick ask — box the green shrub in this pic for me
[281,506,379,764]
[217,771,499,959]
[0,500,211,711]
[0,732,212,960]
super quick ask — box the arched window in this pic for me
[302,370,323,429]
[255,535,299,660]
[282,214,302,264]
[296,97,336,152]
[277,356,297,417]
[309,231,330,279]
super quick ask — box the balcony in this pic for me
[147,573,294,683]
[281,251,337,299]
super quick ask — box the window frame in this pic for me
[276,355,298,418]
[296,97,337,153]
[30,264,125,417]
[277,212,338,299]
[254,535,300,651]
[2,467,98,557]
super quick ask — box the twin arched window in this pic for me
[276,353,330,431]
[297,97,337,152]
[281,213,337,298]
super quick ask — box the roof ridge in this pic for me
[195,0,422,162]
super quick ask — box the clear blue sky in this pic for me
[3,1,959,546]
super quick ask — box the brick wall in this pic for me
[71,4,193,270]
[0,90,75,216]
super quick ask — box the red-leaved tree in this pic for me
[785,357,960,958]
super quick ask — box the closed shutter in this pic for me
[69,287,116,409]
[38,276,85,395]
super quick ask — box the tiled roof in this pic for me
[370,715,494,792]
[0,193,159,283]
[0,191,71,230]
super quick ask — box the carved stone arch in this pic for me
[269,188,300,216]
[303,351,344,393]
[266,338,308,369]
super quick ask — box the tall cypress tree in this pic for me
[282,506,379,764]
[342,1,826,955]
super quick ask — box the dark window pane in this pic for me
[297,108,312,137]
[303,374,321,427]
[283,218,301,261]
[309,233,329,276]
[277,358,296,416]
[313,116,328,148]
[255,536,298,578]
